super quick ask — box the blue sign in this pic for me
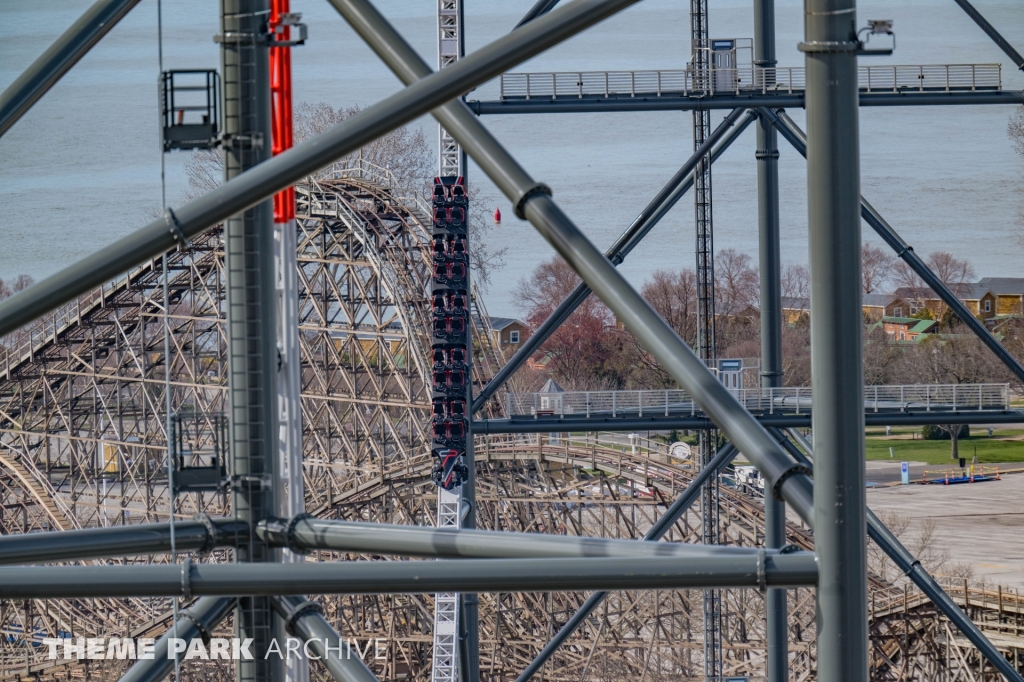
[901,461,909,485]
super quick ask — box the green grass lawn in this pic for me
[864,437,1024,465]
[568,427,1024,466]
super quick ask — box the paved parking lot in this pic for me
[867,471,1024,588]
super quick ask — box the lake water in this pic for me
[1,0,1022,318]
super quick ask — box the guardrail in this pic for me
[322,158,434,225]
[0,266,141,379]
[499,63,1002,99]
[507,384,1011,418]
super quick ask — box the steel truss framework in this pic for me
[3,434,1023,681]
[0,1,1023,682]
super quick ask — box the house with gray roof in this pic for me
[978,277,1024,316]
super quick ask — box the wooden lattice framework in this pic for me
[0,171,1020,682]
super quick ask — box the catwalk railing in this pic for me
[0,263,146,380]
[499,63,1002,99]
[0,158,428,382]
[507,383,1011,417]
[321,158,434,222]
[871,575,1024,630]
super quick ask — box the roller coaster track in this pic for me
[0,169,1019,681]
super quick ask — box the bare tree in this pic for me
[928,251,976,289]
[714,248,759,316]
[292,102,434,192]
[781,264,809,302]
[184,101,434,197]
[861,243,894,294]
[868,510,973,585]
[892,258,924,294]
[643,269,698,348]
[0,275,38,350]
[1012,106,1024,245]
[182,148,223,200]
[1010,105,1024,158]
[862,324,903,385]
[781,323,811,387]
[893,251,976,290]
[0,275,34,301]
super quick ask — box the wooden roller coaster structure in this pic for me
[0,170,1020,681]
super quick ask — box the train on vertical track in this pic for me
[430,177,470,490]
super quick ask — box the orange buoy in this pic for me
[494,207,501,224]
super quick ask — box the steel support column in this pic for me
[754,0,788,678]
[802,0,868,674]
[259,514,768,560]
[272,597,381,682]
[119,597,236,682]
[220,2,279,680]
[0,518,247,565]
[0,555,819,599]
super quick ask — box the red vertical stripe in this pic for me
[270,0,295,223]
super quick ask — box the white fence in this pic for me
[507,384,1011,418]
[499,64,1002,99]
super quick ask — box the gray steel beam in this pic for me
[272,596,380,682]
[784,428,1024,682]
[467,90,1024,114]
[0,518,247,565]
[0,0,647,340]
[471,410,1024,433]
[802,0,869,674]
[512,442,739,682]
[219,3,278,680]
[515,0,563,29]
[119,597,236,682]
[0,554,818,599]
[763,107,1024,386]
[753,0,786,675]
[471,108,755,414]
[258,515,768,560]
[0,0,142,139]
[950,0,1024,70]
[327,0,814,530]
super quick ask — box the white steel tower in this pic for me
[431,4,466,682]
